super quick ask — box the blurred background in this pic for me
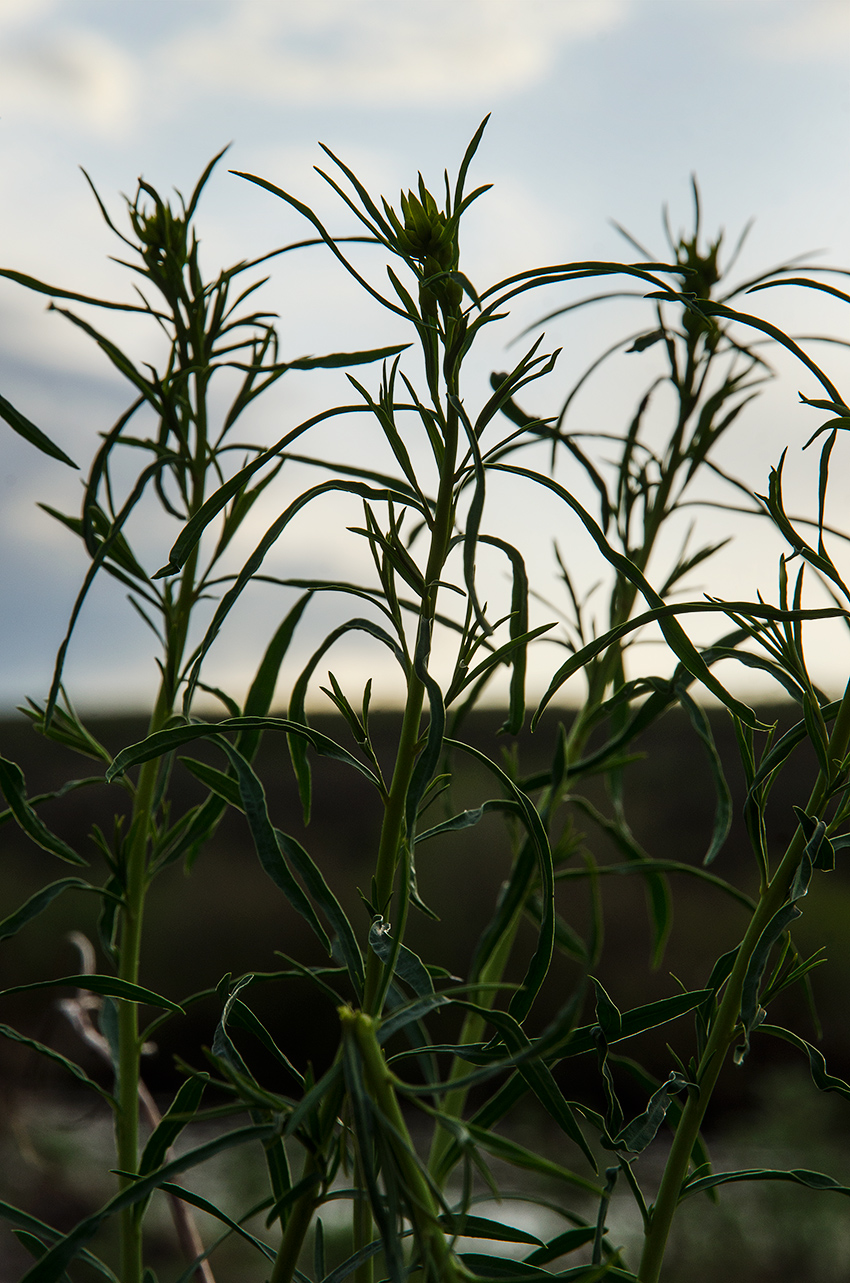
[1,0,849,711]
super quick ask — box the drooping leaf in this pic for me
[0,390,77,467]
[0,1201,118,1281]
[676,686,732,867]
[759,1024,850,1103]
[456,998,597,1172]
[1,976,182,1013]
[524,1224,598,1266]
[0,758,87,864]
[445,738,554,1025]
[0,1025,115,1105]
[106,716,382,790]
[446,1117,601,1197]
[162,1184,276,1274]
[216,740,332,957]
[0,878,99,942]
[278,831,364,995]
[681,1165,850,1201]
[228,998,304,1087]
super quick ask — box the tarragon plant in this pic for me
[1,119,849,1283]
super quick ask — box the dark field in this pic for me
[2,703,849,1281]
[2,702,846,1096]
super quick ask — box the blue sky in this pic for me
[1,0,849,712]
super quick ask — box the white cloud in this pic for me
[762,0,850,58]
[160,0,629,106]
[0,0,57,30]
[712,0,850,61]
[0,25,140,138]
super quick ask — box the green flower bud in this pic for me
[384,177,463,317]
[392,184,455,269]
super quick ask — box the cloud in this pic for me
[0,23,140,138]
[712,0,850,61]
[762,0,850,58]
[160,0,628,107]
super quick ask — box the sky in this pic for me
[0,0,849,716]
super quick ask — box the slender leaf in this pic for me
[0,878,97,942]
[0,1202,117,1281]
[216,740,332,956]
[107,717,381,790]
[681,1166,850,1201]
[0,758,86,864]
[0,391,77,467]
[0,1025,115,1105]
[1,976,182,1013]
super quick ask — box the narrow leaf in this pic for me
[0,758,87,864]
[369,918,433,997]
[0,391,77,467]
[0,878,95,942]
[216,741,332,957]
[1,976,183,1013]
[0,1025,115,1105]
[682,1166,850,1201]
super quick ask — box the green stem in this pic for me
[268,1159,322,1283]
[115,683,172,1283]
[363,392,458,1015]
[268,1075,345,1283]
[115,534,200,1281]
[638,677,850,1282]
[363,678,426,1013]
[427,685,608,1187]
[427,899,522,1183]
[353,348,460,1280]
[342,1008,470,1283]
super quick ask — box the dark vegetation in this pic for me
[2,702,841,1113]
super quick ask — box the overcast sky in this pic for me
[1,0,849,715]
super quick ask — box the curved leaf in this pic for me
[0,1025,115,1105]
[106,716,381,790]
[0,757,86,865]
[681,1166,850,1201]
[0,878,98,942]
[1,975,183,1013]
[445,738,554,1024]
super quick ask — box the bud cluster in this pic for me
[677,232,722,341]
[383,176,463,314]
[130,193,189,274]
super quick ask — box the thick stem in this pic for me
[268,1077,345,1283]
[342,1008,470,1283]
[268,1165,321,1283]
